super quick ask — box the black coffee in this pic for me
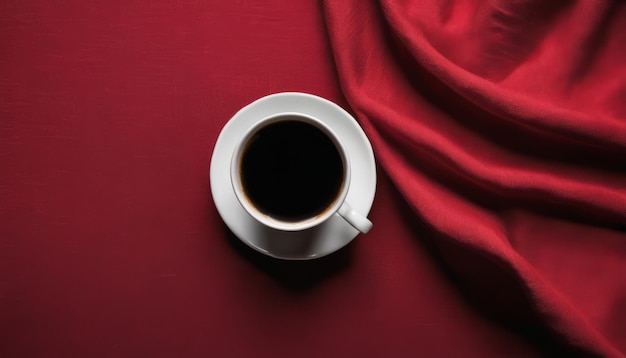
[240,119,344,222]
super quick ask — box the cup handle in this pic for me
[337,202,373,233]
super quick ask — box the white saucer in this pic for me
[210,92,376,260]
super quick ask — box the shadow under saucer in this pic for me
[223,223,354,292]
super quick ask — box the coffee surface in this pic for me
[240,120,344,222]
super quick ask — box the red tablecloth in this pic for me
[1,1,624,357]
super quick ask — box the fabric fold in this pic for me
[323,1,626,356]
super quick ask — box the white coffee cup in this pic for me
[230,112,373,233]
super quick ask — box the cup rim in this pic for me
[230,112,351,231]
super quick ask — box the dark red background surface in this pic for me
[1,1,624,357]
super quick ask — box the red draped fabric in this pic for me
[323,1,626,356]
